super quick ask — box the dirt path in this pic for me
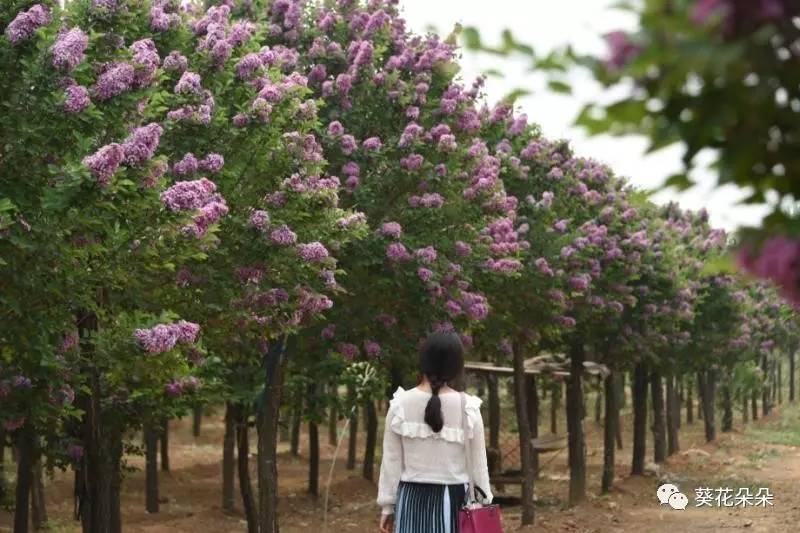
[2,404,799,532]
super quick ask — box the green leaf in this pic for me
[501,88,532,104]
[462,27,482,50]
[661,173,694,192]
[547,80,572,94]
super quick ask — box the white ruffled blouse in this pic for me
[376,386,493,515]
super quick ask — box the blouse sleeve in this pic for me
[376,392,404,515]
[468,401,494,504]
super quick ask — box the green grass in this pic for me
[745,403,800,447]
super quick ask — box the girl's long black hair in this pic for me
[419,332,465,432]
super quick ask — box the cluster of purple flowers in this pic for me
[161,178,229,237]
[386,242,411,262]
[270,224,298,246]
[134,320,201,355]
[83,143,125,186]
[297,241,330,263]
[51,28,89,71]
[150,2,181,32]
[63,83,91,114]
[121,123,163,166]
[5,4,50,44]
[91,62,135,101]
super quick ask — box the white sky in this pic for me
[400,0,772,232]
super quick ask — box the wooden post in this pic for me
[550,382,559,435]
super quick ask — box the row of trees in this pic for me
[1,1,797,532]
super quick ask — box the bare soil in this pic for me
[2,401,799,532]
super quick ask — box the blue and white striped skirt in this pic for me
[394,481,467,533]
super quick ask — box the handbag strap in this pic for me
[461,392,477,505]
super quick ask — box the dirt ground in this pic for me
[2,399,799,533]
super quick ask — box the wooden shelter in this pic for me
[463,356,609,489]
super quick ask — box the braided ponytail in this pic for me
[424,377,445,432]
[419,332,465,433]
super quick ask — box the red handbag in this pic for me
[458,393,503,533]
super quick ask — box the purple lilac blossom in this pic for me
[51,28,89,71]
[5,4,51,44]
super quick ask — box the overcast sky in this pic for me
[399,0,771,232]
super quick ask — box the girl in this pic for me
[377,332,492,532]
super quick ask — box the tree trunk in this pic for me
[109,434,122,533]
[144,423,159,513]
[512,340,535,525]
[697,376,704,421]
[699,370,717,442]
[550,383,559,435]
[601,373,618,493]
[346,385,359,470]
[160,418,170,472]
[675,378,682,431]
[751,391,758,421]
[721,373,733,433]
[777,361,783,405]
[631,363,648,475]
[235,405,258,533]
[257,337,287,533]
[222,402,236,512]
[619,373,627,409]
[192,404,203,438]
[0,426,5,508]
[308,418,320,496]
[290,398,301,457]
[13,425,35,533]
[594,382,602,424]
[362,400,378,482]
[666,376,679,456]
[346,385,358,470]
[526,375,539,479]
[488,375,501,447]
[686,376,694,425]
[790,350,796,402]
[762,355,770,416]
[31,458,47,530]
[742,393,749,424]
[566,338,586,506]
[650,372,666,464]
[328,384,338,447]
